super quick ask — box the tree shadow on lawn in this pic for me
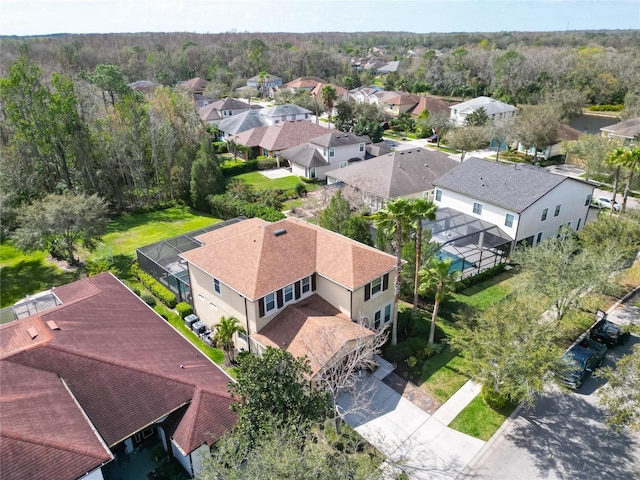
[0,258,80,308]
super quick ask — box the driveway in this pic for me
[338,375,485,479]
[466,295,640,479]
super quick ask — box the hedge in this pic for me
[221,159,259,176]
[457,263,507,290]
[587,104,624,112]
[176,302,194,318]
[207,194,285,222]
[131,263,178,308]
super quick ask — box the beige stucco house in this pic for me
[179,217,397,370]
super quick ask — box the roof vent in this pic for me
[27,327,39,339]
[46,320,60,330]
[273,228,287,237]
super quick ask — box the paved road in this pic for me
[466,296,640,480]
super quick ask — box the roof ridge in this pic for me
[1,428,111,460]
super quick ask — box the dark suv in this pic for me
[554,338,607,390]
[589,310,630,347]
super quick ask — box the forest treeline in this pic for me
[1,29,639,234]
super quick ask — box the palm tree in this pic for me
[620,147,640,213]
[370,198,414,345]
[410,198,438,319]
[321,85,338,129]
[213,316,246,363]
[418,257,460,347]
[606,147,626,206]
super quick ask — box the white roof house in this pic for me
[450,96,517,126]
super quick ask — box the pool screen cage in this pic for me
[423,207,513,279]
[136,217,245,304]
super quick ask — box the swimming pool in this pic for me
[435,250,475,273]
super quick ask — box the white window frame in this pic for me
[302,276,311,294]
[473,202,483,215]
[359,142,365,152]
[213,277,221,294]
[339,161,347,168]
[435,189,442,201]
[371,276,383,296]
[505,214,514,228]
[329,147,335,158]
[309,167,316,179]
[284,284,294,303]
[541,208,548,221]
[265,292,276,312]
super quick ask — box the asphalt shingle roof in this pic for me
[600,117,640,139]
[433,157,568,213]
[450,96,517,116]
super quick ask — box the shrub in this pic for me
[131,264,178,308]
[295,182,307,197]
[220,159,259,176]
[213,141,228,153]
[207,194,285,222]
[458,263,507,290]
[85,258,119,277]
[587,104,624,112]
[256,158,278,170]
[176,302,194,318]
[481,384,511,410]
[141,293,157,307]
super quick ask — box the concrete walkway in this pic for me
[338,364,484,480]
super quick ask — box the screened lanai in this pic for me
[423,207,513,278]
[136,217,245,303]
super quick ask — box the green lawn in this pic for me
[233,171,306,191]
[0,243,81,309]
[452,271,519,311]
[449,395,517,440]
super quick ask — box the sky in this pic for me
[1,0,638,36]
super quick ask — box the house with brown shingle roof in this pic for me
[234,120,334,159]
[179,217,397,374]
[0,273,236,480]
[198,97,262,124]
[600,117,640,143]
[377,91,421,118]
[410,95,456,119]
[283,76,326,92]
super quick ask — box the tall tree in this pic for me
[83,64,131,108]
[190,139,224,211]
[449,293,563,406]
[605,147,627,205]
[619,147,640,213]
[228,347,330,447]
[445,125,489,161]
[410,198,438,318]
[418,257,460,346]
[319,190,352,233]
[321,85,338,129]
[514,104,561,163]
[426,111,453,148]
[12,192,109,265]
[213,316,246,364]
[370,198,414,345]
[465,106,489,126]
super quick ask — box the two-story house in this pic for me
[198,97,262,125]
[280,131,370,180]
[600,117,640,143]
[179,217,397,374]
[377,91,421,118]
[432,157,595,250]
[246,72,283,97]
[449,96,517,126]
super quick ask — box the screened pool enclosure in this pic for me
[136,217,244,304]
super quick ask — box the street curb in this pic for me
[606,284,640,315]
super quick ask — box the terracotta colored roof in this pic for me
[378,91,420,106]
[284,76,325,89]
[199,103,222,122]
[251,294,374,376]
[181,217,396,301]
[236,121,334,153]
[310,82,348,98]
[0,273,236,479]
[410,96,455,117]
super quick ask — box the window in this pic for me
[505,214,514,228]
[541,208,548,221]
[577,217,582,230]
[262,148,269,156]
[284,284,294,303]
[274,120,280,124]
[453,109,457,115]
[584,194,592,206]
[302,276,311,294]
[265,292,276,312]
[309,167,316,179]
[213,278,221,294]
[323,148,328,157]
[359,142,365,152]
[371,276,383,296]
[228,111,232,116]
[435,189,442,201]
[238,331,247,342]
[384,304,391,323]
[554,204,561,217]
[305,113,309,119]
[329,147,335,158]
[536,232,543,244]
[339,161,347,168]
[374,310,382,329]
[473,202,483,215]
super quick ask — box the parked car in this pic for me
[595,196,622,211]
[590,314,630,347]
[553,338,607,389]
[426,134,439,143]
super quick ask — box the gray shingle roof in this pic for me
[326,148,459,200]
[310,132,369,148]
[279,143,329,168]
[433,157,569,213]
[450,96,516,116]
[600,117,640,139]
[261,104,312,117]
[218,110,268,136]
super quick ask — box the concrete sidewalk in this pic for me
[338,372,484,480]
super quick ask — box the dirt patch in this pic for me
[47,256,81,273]
[382,371,441,413]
